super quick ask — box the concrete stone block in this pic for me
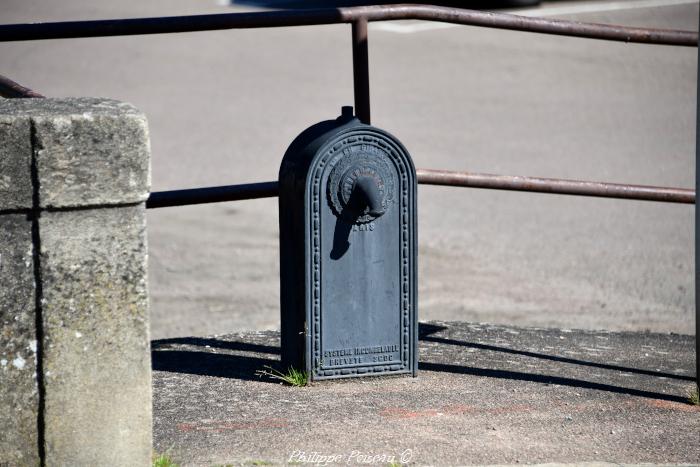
[0,214,39,466]
[0,98,152,464]
[0,115,32,210]
[0,98,151,208]
[40,205,151,466]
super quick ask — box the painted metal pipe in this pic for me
[146,181,279,209]
[417,168,696,204]
[145,169,695,209]
[0,4,696,46]
[352,18,371,125]
[0,74,44,98]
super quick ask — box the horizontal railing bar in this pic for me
[0,4,696,46]
[145,169,695,209]
[0,74,45,98]
[5,80,691,207]
[417,168,695,204]
[146,181,279,208]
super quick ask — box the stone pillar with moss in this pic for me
[0,98,152,466]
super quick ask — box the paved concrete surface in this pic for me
[152,321,698,465]
[1,1,696,338]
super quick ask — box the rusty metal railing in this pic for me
[1,4,697,205]
[0,5,696,45]
[0,73,45,98]
[145,171,695,209]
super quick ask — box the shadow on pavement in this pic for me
[153,336,279,355]
[151,324,693,399]
[421,334,696,382]
[418,322,695,382]
[152,336,282,383]
[152,349,280,382]
[418,361,691,404]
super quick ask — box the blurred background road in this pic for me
[1,0,696,339]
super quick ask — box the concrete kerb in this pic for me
[0,98,152,466]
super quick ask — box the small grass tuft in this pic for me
[255,365,308,387]
[689,387,699,406]
[153,453,178,467]
[249,461,272,466]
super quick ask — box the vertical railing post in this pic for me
[352,17,371,124]
[695,10,700,393]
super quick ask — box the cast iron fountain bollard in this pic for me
[279,107,418,381]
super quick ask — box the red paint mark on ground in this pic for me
[379,404,533,419]
[644,399,700,413]
[379,408,440,419]
[484,404,533,415]
[440,405,477,416]
[177,417,289,433]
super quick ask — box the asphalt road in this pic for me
[1,0,697,338]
